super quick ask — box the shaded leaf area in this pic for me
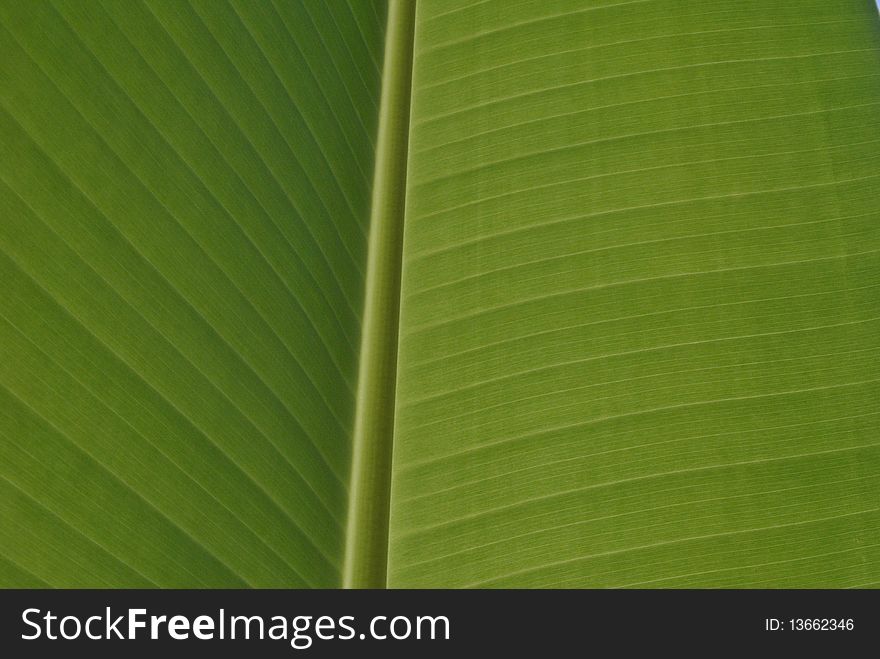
[389,0,880,587]
[0,0,386,587]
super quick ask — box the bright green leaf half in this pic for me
[388,0,880,587]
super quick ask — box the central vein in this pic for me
[343,0,417,589]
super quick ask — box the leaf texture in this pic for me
[2,0,880,590]
[387,0,880,587]
[0,0,386,587]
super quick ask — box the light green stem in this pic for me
[343,0,416,589]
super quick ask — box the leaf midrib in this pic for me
[343,0,416,589]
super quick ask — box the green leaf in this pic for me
[0,0,386,587]
[387,0,880,588]
[2,0,880,589]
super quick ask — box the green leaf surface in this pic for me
[0,0,386,587]
[2,0,880,589]
[387,0,880,587]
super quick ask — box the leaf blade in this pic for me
[388,0,880,587]
[0,0,385,587]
